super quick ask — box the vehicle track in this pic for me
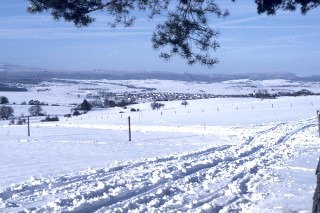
[0,119,315,212]
[96,120,315,212]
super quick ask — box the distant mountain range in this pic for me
[1,63,320,83]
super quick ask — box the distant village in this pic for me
[87,91,252,103]
[87,88,316,104]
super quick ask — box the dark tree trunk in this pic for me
[313,158,320,212]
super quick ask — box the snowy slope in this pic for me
[1,80,320,212]
[0,118,318,212]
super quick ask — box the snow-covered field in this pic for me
[1,79,320,212]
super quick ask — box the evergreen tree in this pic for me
[78,99,92,111]
[27,0,320,67]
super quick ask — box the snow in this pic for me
[1,79,320,212]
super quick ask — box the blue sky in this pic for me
[1,0,319,75]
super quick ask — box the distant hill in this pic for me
[1,63,319,83]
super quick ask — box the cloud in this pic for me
[217,25,320,30]
[217,16,266,26]
[273,32,320,46]
[0,27,152,39]
[0,14,156,40]
[0,15,54,27]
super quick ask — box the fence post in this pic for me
[312,158,320,211]
[128,116,131,141]
[317,111,320,137]
[27,116,30,137]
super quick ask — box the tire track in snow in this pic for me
[95,120,315,212]
[177,120,316,212]
[49,146,235,212]
[0,119,315,212]
[0,145,233,210]
[73,122,307,212]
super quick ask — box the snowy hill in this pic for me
[1,63,320,83]
[1,67,320,212]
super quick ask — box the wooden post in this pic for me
[312,158,320,211]
[128,116,131,141]
[317,111,320,137]
[27,116,30,137]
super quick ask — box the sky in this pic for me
[0,0,320,75]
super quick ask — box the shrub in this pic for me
[104,99,116,108]
[42,115,59,122]
[29,100,41,105]
[89,100,104,108]
[0,96,9,104]
[16,117,26,125]
[150,101,165,110]
[117,99,137,107]
[104,98,137,108]
[73,110,81,116]
[9,118,15,125]
[254,89,275,99]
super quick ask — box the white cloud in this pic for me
[0,27,152,39]
[217,25,320,30]
[0,14,156,40]
[217,16,266,26]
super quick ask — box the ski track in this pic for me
[0,119,316,213]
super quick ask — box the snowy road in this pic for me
[0,118,317,212]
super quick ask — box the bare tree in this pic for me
[28,105,43,116]
[0,106,14,120]
[181,100,189,108]
[150,101,165,110]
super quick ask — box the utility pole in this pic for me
[128,116,131,141]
